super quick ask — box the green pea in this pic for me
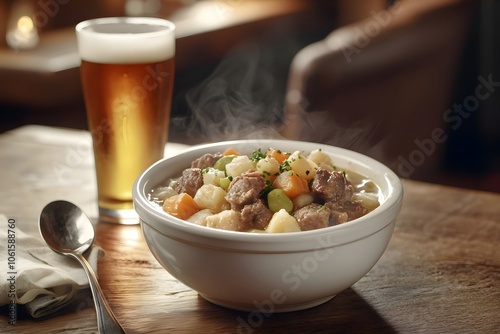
[267,189,293,213]
[214,155,237,172]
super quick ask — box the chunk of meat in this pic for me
[311,168,354,203]
[325,200,368,222]
[293,203,331,231]
[342,200,369,220]
[191,153,222,169]
[176,168,203,197]
[241,200,273,230]
[225,171,265,210]
[329,210,348,225]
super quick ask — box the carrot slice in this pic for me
[223,147,241,156]
[162,193,200,220]
[273,171,309,198]
[266,148,290,165]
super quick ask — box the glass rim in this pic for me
[75,17,175,37]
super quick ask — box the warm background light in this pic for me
[17,15,34,34]
[6,1,39,50]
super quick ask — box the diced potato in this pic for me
[205,210,245,231]
[194,184,230,213]
[256,157,280,181]
[266,209,301,233]
[202,167,226,186]
[287,151,315,180]
[307,149,334,171]
[187,209,212,226]
[292,193,314,210]
[225,155,255,177]
[352,192,380,211]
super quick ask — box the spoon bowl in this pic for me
[39,200,125,333]
[39,201,94,255]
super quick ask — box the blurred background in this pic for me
[0,0,498,192]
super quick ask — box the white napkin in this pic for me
[0,214,103,318]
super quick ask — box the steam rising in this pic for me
[290,108,384,156]
[171,40,384,162]
[173,43,287,142]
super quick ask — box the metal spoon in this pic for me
[39,200,125,334]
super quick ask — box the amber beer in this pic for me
[76,18,175,223]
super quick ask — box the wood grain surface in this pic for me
[0,126,499,333]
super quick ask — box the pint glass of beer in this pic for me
[76,17,175,224]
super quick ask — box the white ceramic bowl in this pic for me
[133,139,403,313]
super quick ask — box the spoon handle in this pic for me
[75,253,126,334]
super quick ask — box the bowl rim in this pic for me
[133,139,403,248]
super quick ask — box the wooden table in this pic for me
[1,125,499,333]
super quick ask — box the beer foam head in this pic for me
[76,17,175,64]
